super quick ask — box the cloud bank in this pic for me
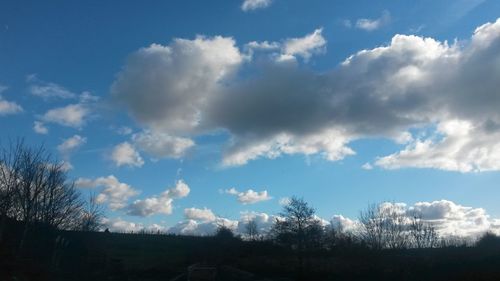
[111,18,500,172]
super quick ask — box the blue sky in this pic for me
[1,0,500,235]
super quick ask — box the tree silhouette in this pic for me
[245,219,259,241]
[271,196,321,280]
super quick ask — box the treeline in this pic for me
[0,140,103,253]
[216,197,468,250]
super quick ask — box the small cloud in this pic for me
[224,188,272,204]
[282,28,326,61]
[33,121,48,134]
[57,135,86,155]
[362,162,373,170]
[57,135,87,169]
[75,175,140,211]
[42,104,89,128]
[79,91,100,103]
[241,0,272,12]
[127,180,190,216]
[116,126,133,135]
[355,10,391,31]
[0,96,23,116]
[409,24,426,34]
[341,19,352,28]
[245,40,281,51]
[279,197,291,206]
[132,130,194,159]
[184,207,216,222]
[0,86,23,115]
[111,142,144,168]
[27,75,77,100]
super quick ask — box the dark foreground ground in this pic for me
[1,221,500,281]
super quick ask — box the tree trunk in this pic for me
[0,213,6,243]
[18,221,30,256]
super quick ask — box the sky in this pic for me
[1,0,500,236]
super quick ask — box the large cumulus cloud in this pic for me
[112,18,500,171]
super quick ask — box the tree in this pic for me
[36,162,83,229]
[0,140,23,242]
[215,225,235,240]
[271,197,322,279]
[408,213,438,249]
[245,219,259,240]
[358,203,408,250]
[0,140,86,252]
[78,192,105,231]
[358,203,385,250]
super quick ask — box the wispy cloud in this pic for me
[241,0,272,12]
[354,10,391,31]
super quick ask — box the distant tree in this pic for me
[78,192,105,232]
[476,232,500,250]
[245,219,259,240]
[271,196,322,279]
[323,219,355,251]
[215,225,235,240]
[408,213,438,249]
[358,203,408,250]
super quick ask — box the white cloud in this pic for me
[42,104,89,128]
[278,197,291,206]
[245,41,280,51]
[132,131,194,159]
[79,91,99,103]
[111,142,144,168]
[0,97,23,115]
[184,207,216,222]
[33,121,48,134]
[57,134,86,155]
[102,217,166,233]
[225,188,272,204]
[355,10,391,31]
[282,28,326,61]
[111,36,243,134]
[361,162,373,170]
[0,86,22,115]
[57,135,86,169]
[241,0,272,12]
[127,180,190,216]
[330,215,361,233]
[75,175,140,210]
[168,217,239,236]
[116,126,133,135]
[222,129,354,166]
[375,120,500,172]
[27,75,77,99]
[238,211,279,234]
[408,200,493,237]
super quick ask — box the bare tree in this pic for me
[271,197,321,279]
[359,203,385,250]
[0,140,24,242]
[245,219,259,241]
[0,140,85,252]
[408,213,438,249]
[79,192,105,231]
[359,203,408,250]
[36,163,83,229]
